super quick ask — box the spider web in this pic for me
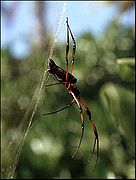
[1,2,67,179]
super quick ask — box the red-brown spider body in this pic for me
[47,59,80,98]
[48,59,77,85]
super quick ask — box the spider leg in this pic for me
[45,82,62,87]
[66,17,69,82]
[71,104,85,159]
[31,100,74,131]
[43,99,74,116]
[79,98,99,173]
[70,92,85,159]
[44,81,75,116]
[45,81,70,87]
[84,134,99,173]
[67,19,76,74]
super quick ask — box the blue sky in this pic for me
[2,1,135,59]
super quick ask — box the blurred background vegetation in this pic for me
[1,1,135,179]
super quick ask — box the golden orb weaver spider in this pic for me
[43,17,99,173]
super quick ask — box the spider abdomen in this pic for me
[48,59,77,84]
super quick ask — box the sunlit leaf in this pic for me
[117,58,135,82]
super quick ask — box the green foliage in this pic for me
[1,20,135,179]
[117,58,135,82]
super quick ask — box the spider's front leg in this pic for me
[65,17,69,82]
[66,17,76,75]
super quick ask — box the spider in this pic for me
[43,17,99,173]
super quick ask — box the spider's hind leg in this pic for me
[70,92,85,159]
[79,98,99,173]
